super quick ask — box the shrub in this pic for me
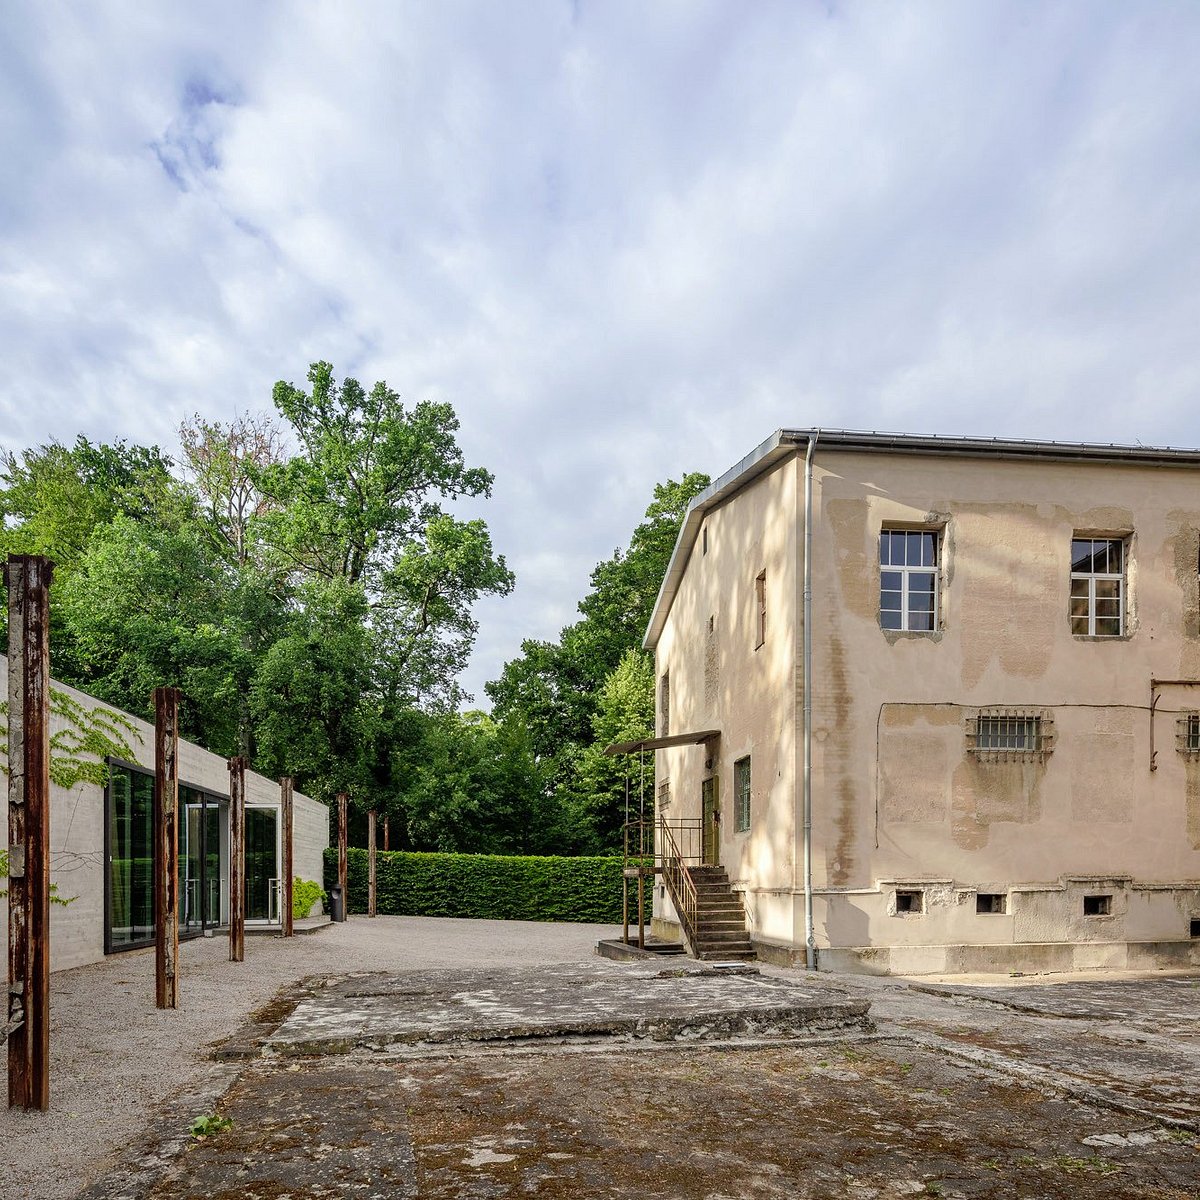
[323,848,626,923]
[292,878,326,920]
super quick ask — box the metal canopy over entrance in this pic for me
[603,729,720,756]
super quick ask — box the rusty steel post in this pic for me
[382,815,389,852]
[637,869,646,950]
[6,555,53,1111]
[336,792,348,914]
[281,777,294,937]
[153,687,181,1009]
[228,757,246,962]
[367,809,377,918]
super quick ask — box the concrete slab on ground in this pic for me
[88,1037,1200,1199]
[263,960,872,1056]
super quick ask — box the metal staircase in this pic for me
[656,818,756,961]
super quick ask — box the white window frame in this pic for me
[879,529,939,633]
[1070,537,1125,637]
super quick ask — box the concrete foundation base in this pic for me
[748,937,1200,976]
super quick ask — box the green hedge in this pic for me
[323,848,627,923]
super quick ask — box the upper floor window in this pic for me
[659,671,670,737]
[1070,537,1125,637]
[734,756,751,832]
[754,571,766,648]
[880,530,938,632]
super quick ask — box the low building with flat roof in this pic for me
[0,659,328,972]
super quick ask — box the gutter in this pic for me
[802,432,817,970]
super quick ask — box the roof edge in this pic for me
[643,427,1200,651]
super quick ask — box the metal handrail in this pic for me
[658,817,701,953]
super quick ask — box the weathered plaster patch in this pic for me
[826,499,874,621]
[1071,733,1135,824]
[879,731,950,823]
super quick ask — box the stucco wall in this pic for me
[0,660,328,971]
[654,442,1200,968]
[810,450,1200,957]
[654,454,800,944]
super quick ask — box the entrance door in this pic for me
[180,790,229,933]
[701,777,720,866]
[245,807,280,924]
[182,803,205,934]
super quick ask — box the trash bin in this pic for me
[328,885,346,923]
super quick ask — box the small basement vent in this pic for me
[894,889,924,914]
[1083,894,1112,917]
[976,893,1006,914]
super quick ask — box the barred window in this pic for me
[967,710,1054,760]
[976,714,1042,752]
[1176,713,1200,755]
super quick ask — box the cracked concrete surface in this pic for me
[6,919,1199,1198]
[261,962,871,1055]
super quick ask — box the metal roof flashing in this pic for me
[642,427,1200,652]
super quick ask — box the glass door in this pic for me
[245,807,280,924]
[182,801,205,934]
[179,786,229,934]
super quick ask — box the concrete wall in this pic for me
[0,660,328,971]
[655,442,1200,971]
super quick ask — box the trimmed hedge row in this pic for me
[323,847,626,924]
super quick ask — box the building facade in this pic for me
[0,661,328,973]
[647,430,1200,973]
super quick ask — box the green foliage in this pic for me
[0,688,141,790]
[486,473,708,849]
[189,1113,233,1139]
[0,363,512,814]
[565,648,656,853]
[292,878,325,920]
[393,709,564,854]
[327,847,626,924]
[59,516,247,752]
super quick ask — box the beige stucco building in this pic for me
[646,430,1200,974]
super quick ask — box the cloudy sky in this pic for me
[3,1,1200,701]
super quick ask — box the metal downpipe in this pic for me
[803,433,818,970]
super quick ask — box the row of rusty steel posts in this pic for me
[333,794,384,920]
[6,554,313,1109]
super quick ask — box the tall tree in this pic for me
[248,362,514,802]
[486,472,708,819]
[178,411,286,569]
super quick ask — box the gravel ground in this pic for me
[0,916,621,1200]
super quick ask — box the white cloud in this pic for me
[4,1,1200,699]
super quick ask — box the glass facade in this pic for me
[106,762,280,952]
[107,765,156,951]
[246,807,279,922]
